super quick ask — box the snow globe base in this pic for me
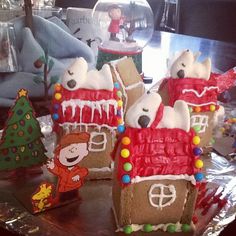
[96,46,142,74]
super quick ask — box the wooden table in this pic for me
[1,31,236,236]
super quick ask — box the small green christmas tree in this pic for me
[0,89,47,171]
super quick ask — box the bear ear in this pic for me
[202,57,211,80]
[194,51,201,61]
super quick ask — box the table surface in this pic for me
[1,31,236,236]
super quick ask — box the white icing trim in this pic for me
[60,122,117,132]
[190,115,209,133]
[148,184,176,209]
[131,175,196,185]
[186,101,217,107]
[88,167,113,172]
[89,132,107,152]
[125,81,144,91]
[61,99,118,122]
[182,86,219,98]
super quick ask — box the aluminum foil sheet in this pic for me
[0,115,235,236]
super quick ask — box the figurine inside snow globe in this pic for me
[92,0,154,73]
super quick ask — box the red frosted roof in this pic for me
[166,74,219,107]
[52,87,121,128]
[114,127,198,186]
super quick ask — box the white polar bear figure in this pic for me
[169,49,211,80]
[125,91,190,132]
[61,57,114,91]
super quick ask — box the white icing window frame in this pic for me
[190,115,209,133]
[88,132,107,152]
[148,184,176,209]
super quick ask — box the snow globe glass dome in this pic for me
[92,0,154,73]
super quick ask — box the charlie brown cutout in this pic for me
[47,132,90,201]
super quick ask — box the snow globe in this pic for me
[92,0,154,73]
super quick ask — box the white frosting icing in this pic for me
[186,101,217,107]
[89,131,107,152]
[125,81,144,91]
[131,175,196,185]
[190,114,209,133]
[169,49,211,80]
[88,167,113,172]
[125,91,190,132]
[61,99,118,124]
[148,184,176,209]
[182,86,219,98]
[61,57,114,91]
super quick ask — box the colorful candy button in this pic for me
[209,104,216,112]
[189,107,193,113]
[117,125,125,133]
[54,83,61,92]
[195,159,204,169]
[167,224,176,233]
[117,91,122,98]
[114,82,120,89]
[123,225,132,234]
[122,175,131,184]
[195,172,204,182]
[121,149,130,158]
[122,137,131,145]
[123,162,132,172]
[54,103,60,110]
[193,147,202,156]
[194,106,201,113]
[54,93,62,100]
[52,113,59,120]
[117,100,123,107]
[181,224,191,232]
[193,125,201,133]
[118,118,123,125]
[192,136,201,145]
[143,224,153,232]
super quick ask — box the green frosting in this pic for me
[181,224,191,232]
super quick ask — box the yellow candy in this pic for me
[122,137,131,145]
[209,105,216,112]
[195,159,204,169]
[54,83,61,92]
[118,119,123,125]
[117,100,123,107]
[193,136,201,145]
[55,93,62,100]
[121,148,130,158]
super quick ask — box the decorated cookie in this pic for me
[0,89,47,171]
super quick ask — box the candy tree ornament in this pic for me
[92,0,154,73]
[0,89,47,171]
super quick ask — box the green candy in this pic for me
[193,125,201,133]
[181,224,191,232]
[123,162,132,172]
[124,225,133,234]
[143,224,153,232]
[188,107,193,113]
[167,224,176,233]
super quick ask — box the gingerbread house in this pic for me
[112,92,204,234]
[158,74,219,147]
[52,57,145,179]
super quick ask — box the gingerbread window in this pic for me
[148,184,176,209]
[190,115,209,133]
[88,132,107,152]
